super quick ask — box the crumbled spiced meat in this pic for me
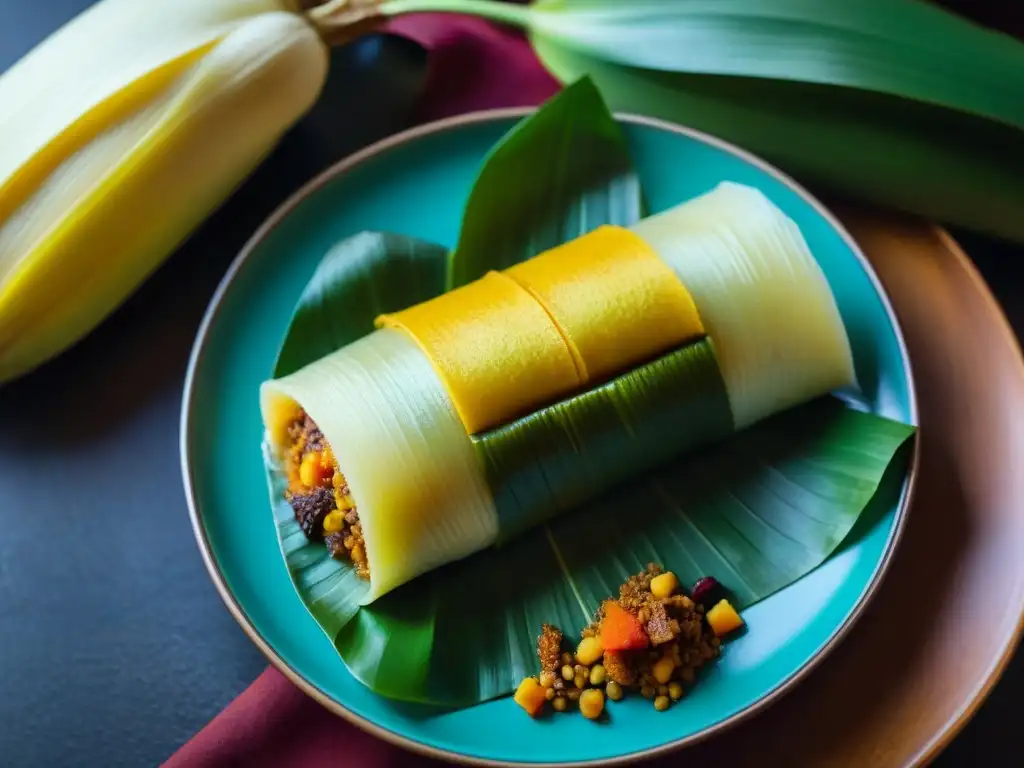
[644,600,675,646]
[525,566,738,720]
[602,650,637,686]
[617,564,662,612]
[289,486,334,539]
[301,413,325,453]
[325,531,346,559]
[537,624,563,674]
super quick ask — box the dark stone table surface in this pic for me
[1,2,1020,765]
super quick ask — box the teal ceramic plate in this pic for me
[182,111,917,766]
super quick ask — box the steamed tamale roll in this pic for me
[261,182,856,603]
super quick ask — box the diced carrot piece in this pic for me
[598,601,649,651]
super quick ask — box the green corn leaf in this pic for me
[476,338,734,542]
[447,76,642,287]
[263,87,916,706]
[377,0,1024,241]
[525,0,1024,130]
[530,37,1024,244]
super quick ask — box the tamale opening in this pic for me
[280,409,369,579]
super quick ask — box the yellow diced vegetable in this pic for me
[299,452,326,487]
[513,677,548,718]
[706,599,744,637]
[578,688,605,720]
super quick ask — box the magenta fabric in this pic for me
[385,12,559,120]
[164,667,448,767]
[166,14,568,768]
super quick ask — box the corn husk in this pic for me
[0,0,328,382]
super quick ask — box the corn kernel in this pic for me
[652,655,675,684]
[575,636,603,666]
[299,452,321,487]
[332,473,345,490]
[650,572,679,599]
[322,510,345,534]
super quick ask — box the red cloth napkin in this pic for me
[166,14,563,768]
[385,12,559,121]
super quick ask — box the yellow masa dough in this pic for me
[377,271,581,434]
[377,226,704,435]
[505,225,704,382]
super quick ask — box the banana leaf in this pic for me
[367,0,1024,242]
[274,231,448,378]
[476,338,734,541]
[264,83,916,706]
[448,77,641,287]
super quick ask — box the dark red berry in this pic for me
[690,576,724,607]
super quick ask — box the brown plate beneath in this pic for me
[680,214,1024,766]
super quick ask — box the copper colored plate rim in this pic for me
[894,228,1024,766]
[180,108,920,766]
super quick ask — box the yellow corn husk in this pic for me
[0,0,329,383]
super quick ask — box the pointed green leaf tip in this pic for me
[274,231,449,378]
[447,76,641,288]
[263,88,916,706]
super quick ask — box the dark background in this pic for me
[0,2,1020,765]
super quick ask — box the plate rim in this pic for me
[180,107,920,767]
[893,227,1024,766]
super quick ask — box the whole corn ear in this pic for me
[0,0,329,383]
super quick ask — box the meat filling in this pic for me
[514,565,744,720]
[283,410,369,579]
